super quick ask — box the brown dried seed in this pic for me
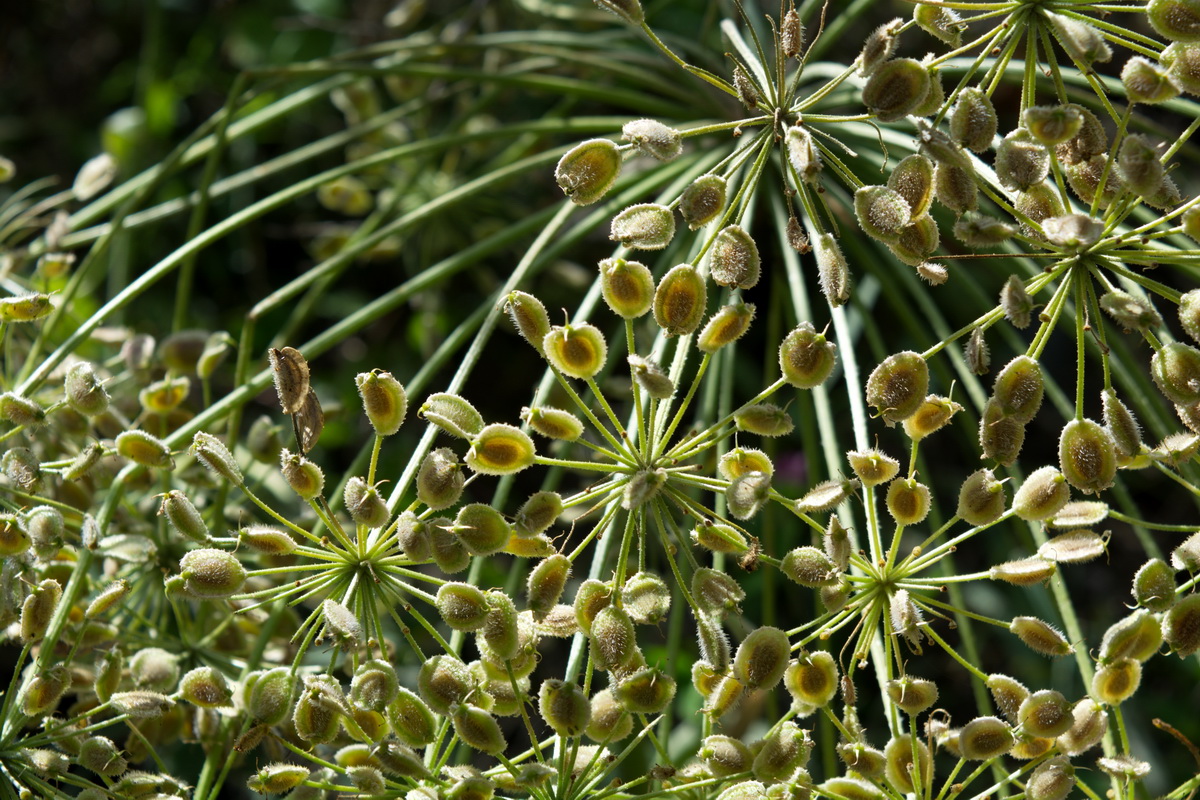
[268,346,310,415]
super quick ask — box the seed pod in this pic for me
[1039,527,1107,564]
[884,735,932,793]
[509,492,561,539]
[555,139,621,205]
[599,257,655,319]
[156,490,208,543]
[585,688,632,743]
[786,125,822,183]
[794,478,859,513]
[695,617,731,672]
[1016,183,1067,232]
[1025,756,1075,800]
[116,430,174,470]
[0,392,44,427]
[111,690,175,719]
[1092,658,1141,705]
[21,664,70,716]
[622,118,682,161]
[1151,431,1200,466]
[776,322,836,389]
[949,88,997,152]
[855,186,911,242]
[518,409,581,446]
[391,512,429,563]
[623,571,670,624]
[959,716,1014,760]
[63,361,110,416]
[622,357,671,403]
[466,424,536,476]
[341,477,388,527]
[450,503,509,556]
[419,392,485,439]
[983,674,1028,724]
[991,557,1057,586]
[527,553,571,619]
[1058,418,1117,495]
[846,449,899,487]
[1018,689,1073,737]
[699,302,756,353]
[701,735,753,777]
[955,213,1014,248]
[732,626,790,690]
[886,478,931,525]
[1101,289,1162,333]
[891,589,926,648]
[267,346,310,415]
[179,666,232,708]
[867,351,929,424]
[1114,134,1166,200]
[993,355,1043,421]
[418,655,473,715]
[1011,616,1073,657]
[710,226,762,289]
[1152,342,1200,405]
[0,291,54,322]
[807,231,851,306]
[129,647,180,694]
[693,568,746,614]
[887,154,935,219]
[615,666,676,713]
[914,2,961,45]
[782,546,838,587]
[2,447,41,493]
[349,370,407,437]
[413,448,462,511]
[1149,0,1200,42]
[1057,698,1107,755]
[244,667,292,726]
[996,130,1049,190]
[1163,41,1200,94]
[139,376,190,416]
[960,330,990,379]
[544,323,608,379]
[1066,154,1123,208]
[449,704,505,755]
[280,449,324,499]
[653,264,707,337]
[734,63,760,109]
[934,161,977,213]
[1163,593,1200,656]
[887,215,940,266]
[85,578,130,619]
[727,471,771,520]
[20,578,61,643]
[501,291,552,356]
[179,548,246,599]
[534,679,590,737]
[859,18,903,75]
[1042,214,1103,251]
[680,174,727,229]
[0,513,29,557]
[573,579,613,634]
[862,58,931,122]
[1047,11,1111,65]
[904,395,962,441]
[611,203,675,250]
[1133,558,1176,611]
[436,583,490,632]
[385,688,436,747]
[1173,531,1200,571]
[754,721,813,782]
[735,403,794,438]
[78,736,127,777]
[590,605,640,673]
[784,651,838,709]
[594,0,643,25]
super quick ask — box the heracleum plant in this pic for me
[1,0,1200,799]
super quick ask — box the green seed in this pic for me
[555,138,621,205]
[622,119,682,161]
[680,175,727,229]
[698,302,756,353]
[503,291,552,355]
[416,449,464,511]
[600,257,655,319]
[950,88,997,152]
[779,322,837,389]
[866,351,929,424]
[1010,616,1073,657]
[1149,0,1200,42]
[466,424,536,476]
[610,203,675,250]
[1018,689,1073,737]
[862,58,931,121]
[733,626,791,690]
[653,264,707,336]
[420,392,485,439]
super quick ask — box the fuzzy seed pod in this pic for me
[782,546,838,587]
[820,778,881,800]
[247,765,311,796]
[3,447,41,492]
[1023,106,1083,148]
[586,688,632,743]
[794,478,858,513]
[786,126,822,183]
[112,690,176,719]
[1047,11,1111,64]
[590,605,641,674]
[996,130,1049,190]
[991,557,1057,586]
[342,477,388,527]
[1185,207,1200,242]
[867,351,929,424]
[24,506,62,557]
[138,376,189,416]
[963,329,991,378]
[1101,289,1162,333]
[78,736,127,778]
[623,119,682,161]
[1066,154,1123,208]
[959,716,1014,760]
[527,553,571,619]
[1124,56,1181,105]
[699,302,756,354]
[1181,291,1200,343]
[735,403,794,437]
[993,355,1043,421]
[538,679,591,737]
[20,578,61,643]
[594,0,643,24]
[130,647,180,693]
[859,18,903,75]
[246,667,292,726]
[623,571,671,624]
[466,424,536,476]
[812,232,851,306]
[544,323,608,379]
[62,441,103,483]
[1058,418,1117,494]
[0,392,44,426]
[436,583,490,632]
[918,259,949,284]
[393,512,430,563]
[1057,698,1107,755]
[732,626,790,690]
[1173,531,1200,570]
[884,735,932,793]
[934,161,977,213]
[1042,214,1103,250]
[420,392,485,439]
[1011,617,1073,657]
[242,416,282,466]
[22,665,70,716]
[179,548,246,599]
[847,449,900,487]
[85,578,131,619]
[785,651,838,709]
[116,430,174,470]
[701,735,753,777]
[1019,689,1073,737]
[955,213,1014,248]
[781,8,805,55]
[915,2,961,45]
[887,215,940,266]
[697,618,732,672]
[267,346,310,415]
[711,226,762,289]
[418,655,473,715]
[451,503,510,556]
[1099,610,1164,664]
[521,406,583,442]
[158,490,209,543]
[1115,135,1165,199]
[1152,342,1200,405]
[754,721,813,783]
[1149,0,1200,42]
[1133,558,1176,611]
[514,491,562,538]
[556,139,621,205]
[415,448,463,511]
[280,449,323,499]
[623,355,672,400]
[986,674,1029,723]
[611,203,675,250]
[0,291,53,322]
[904,395,962,441]
[863,58,931,122]
[694,567,746,616]
[449,704,506,755]
[680,174,727,229]
[855,186,911,242]
[653,264,707,337]
[888,154,935,218]
[385,688,436,747]
[1016,183,1067,233]
[886,478,931,525]
[891,589,925,647]
[0,514,30,557]
[599,258,655,319]
[351,370,406,436]
[503,291,552,356]
[950,88,997,152]
[1092,658,1142,705]
[779,322,837,388]
[574,579,614,634]
[1163,41,1200,94]
[1163,593,1200,656]
[179,666,232,708]
[727,471,771,520]
[1027,757,1076,800]
[320,600,362,650]
[616,666,676,713]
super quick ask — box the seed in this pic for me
[77,736,127,778]
[964,327,991,375]
[915,2,961,45]
[1027,756,1075,800]
[794,478,858,513]
[960,716,1014,760]
[247,667,293,725]
[1163,593,1200,656]
[187,431,242,485]
[782,546,838,587]
[1016,183,1066,232]
[418,655,473,715]
[622,118,682,161]
[733,626,791,690]
[680,174,727,229]
[1092,658,1141,705]
[600,258,655,319]
[934,162,977,213]
[1058,418,1117,495]
[1149,0,1200,42]
[837,743,886,779]
[20,579,61,643]
[1152,342,1200,404]
[466,424,536,476]
[179,548,246,599]
[615,666,676,713]
[888,154,935,218]
[735,403,794,437]
[991,557,1057,586]
[1057,698,1107,755]
[280,449,324,499]
[573,579,614,634]
[419,392,485,439]
[866,350,929,424]
[415,448,465,512]
[786,126,822,183]
[586,688,633,743]
[611,203,675,250]
[1042,214,1103,250]
[1046,11,1111,65]
[885,478,931,525]
[950,88,997,152]
[779,322,838,388]
[1022,106,1083,148]
[179,666,232,708]
[544,323,608,379]
[903,395,962,440]
[693,568,746,615]
[847,449,900,487]
[116,430,174,470]
[993,355,1043,421]
[784,651,839,709]
[1163,42,1200,93]
[527,553,571,620]
[859,18,903,75]
[625,354,673,400]
[452,503,511,556]
[887,215,940,266]
[86,578,131,618]
[555,138,621,205]
[699,302,756,353]
[1010,616,1073,657]
[863,58,932,122]
[1133,558,1176,611]
[349,369,407,437]
[590,605,642,674]
[855,185,911,242]
[701,735,753,777]
[537,679,591,737]
[954,213,1014,248]
[726,471,772,519]
[753,721,813,783]
[653,264,707,336]
[623,571,671,624]
[1066,154,1123,208]
[1018,689,1073,737]
[502,291,552,356]
[709,226,761,289]
[996,129,1049,190]
[883,736,932,794]
[813,232,851,306]
[1101,288,1162,332]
